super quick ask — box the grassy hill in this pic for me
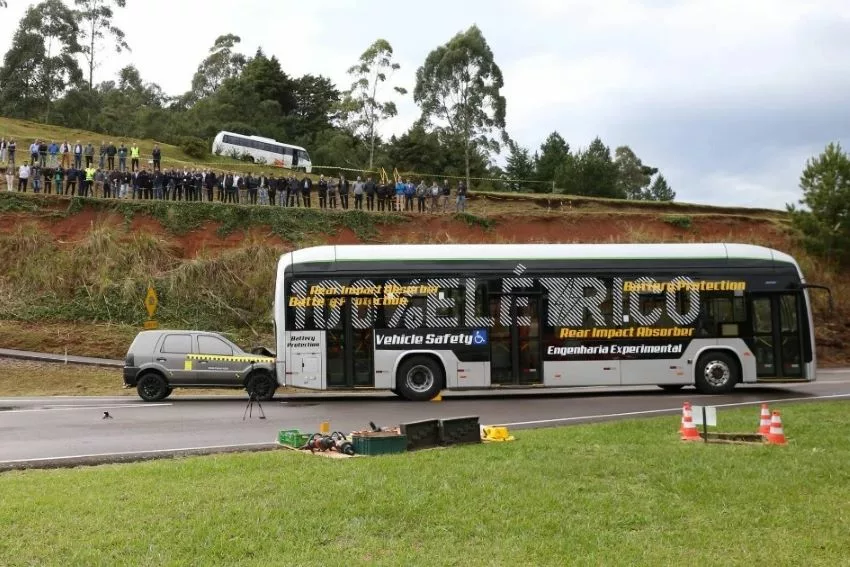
[0,117,845,365]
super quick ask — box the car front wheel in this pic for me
[246,371,277,401]
[137,372,169,402]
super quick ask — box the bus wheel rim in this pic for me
[704,360,730,387]
[406,365,435,393]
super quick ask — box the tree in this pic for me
[290,74,340,143]
[74,0,130,90]
[535,132,570,187]
[575,137,621,198]
[414,25,506,191]
[385,123,445,175]
[787,143,850,265]
[0,0,82,120]
[646,174,675,201]
[614,146,657,200]
[188,34,247,103]
[505,141,535,192]
[339,39,406,170]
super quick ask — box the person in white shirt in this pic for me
[18,164,30,192]
[5,165,13,191]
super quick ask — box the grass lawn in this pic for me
[0,358,130,397]
[0,359,280,397]
[1,401,849,566]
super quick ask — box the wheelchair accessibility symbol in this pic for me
[472,329,489,345]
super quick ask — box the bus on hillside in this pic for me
[272,243,821,401]
[212,131,312,172]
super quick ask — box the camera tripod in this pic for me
[242,392,266,421]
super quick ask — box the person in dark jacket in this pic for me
[246,173,258,205]
[365,177,377,211]
[268,174,277,206]
[376,182,388,211]
[106,142,117,170]
[288,175,299,207]
[152,144,162,172]
[224,172,235,203]
[317,175,328,209]
[204,170,216,202]
[301,174,312,208]
[338,175,349,210]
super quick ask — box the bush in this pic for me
[662,215,692,229]
[181,137,209,160]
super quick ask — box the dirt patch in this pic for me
[375,212,788,247]
[0,203,791,257]
[174,222,289,257]
[51,209,126,240]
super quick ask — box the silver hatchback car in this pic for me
[123,330,277,402]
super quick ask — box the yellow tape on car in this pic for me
[185,354,274,363]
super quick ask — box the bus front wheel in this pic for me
[695,352,739,394]
[396,356,443,401]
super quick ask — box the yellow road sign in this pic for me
[144,286,158,318]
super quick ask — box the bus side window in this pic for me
[699,295,746,337]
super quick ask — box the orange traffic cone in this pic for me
[679,401,691,436]
[680,402,701,441]
[758,404,771,436]
[766,411,787,445]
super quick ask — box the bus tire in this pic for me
[396,356,443,401]
[695,351,739,394]
[246,371,277,401]
[137,372,169,402]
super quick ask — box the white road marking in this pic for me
[0,403,172,414]
[0,442,275,465]
[493,393,850,427]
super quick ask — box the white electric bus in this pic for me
[273,243,822,400]
[212,131,312,172]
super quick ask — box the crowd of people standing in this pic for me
[1,136,470,213]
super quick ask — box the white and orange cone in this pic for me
[680,402,701,441]
[679,401,691,436]
[766,411,787,445]
[758,404,772,436]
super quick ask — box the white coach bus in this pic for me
[272,243,822,400]
[212,131,312,172]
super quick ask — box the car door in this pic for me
[156,333,195,385]
[195,334,242,386]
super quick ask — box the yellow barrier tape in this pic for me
[186,354,274,363]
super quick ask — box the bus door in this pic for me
[489,295,543,385]
[749,293,805,378]
[325,296,375,388]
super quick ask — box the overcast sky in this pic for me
[3,0,849,209]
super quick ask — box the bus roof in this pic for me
[215,130,307,151]
[284,243,798,267]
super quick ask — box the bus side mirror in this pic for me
[802,284,834,316]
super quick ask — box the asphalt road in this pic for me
[3,370,850,470]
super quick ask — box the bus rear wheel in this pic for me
[396,356,443,401]
[695,352,739,394]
